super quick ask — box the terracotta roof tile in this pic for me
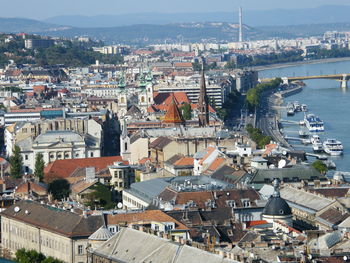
[44,156,127,183]
[163,95,185,124]
[106,210,189,230]
[16,181,47,194]
[206,157,226,173]
[173,157,194,167]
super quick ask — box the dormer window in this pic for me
[242,199,250,207]
[226,200,236,208]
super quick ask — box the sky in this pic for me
[2,0,350,19]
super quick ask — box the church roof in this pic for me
[163,95,185,124]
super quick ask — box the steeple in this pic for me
[198,60,209,127]
[163,94,185,125]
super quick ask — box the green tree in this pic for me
[84,183,114,209]
[15,248,63,263]
[34,153,45,182]
[15,248,45,263]
[48,179,71,200]
[181,103,192,120]
[10,145,23,178]
[312,160,328,175]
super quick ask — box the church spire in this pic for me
[163,94,185,126]
[198,60,209,127]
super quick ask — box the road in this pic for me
[256,89,293,149]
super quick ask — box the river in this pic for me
[259,60,350,174]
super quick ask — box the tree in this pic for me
[15,248,64,263]
[181,102,192,120]
[84,183,114,209]
[10,145,23,178]
[48,179,71,200]
[34,153,45,182]
[15,248,45,263]
[312,160,328,175]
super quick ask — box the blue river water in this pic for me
[259,60,350,173]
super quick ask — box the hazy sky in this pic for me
[3,0,350,19]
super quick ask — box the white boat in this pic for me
[323,138,343,156]
[299,130,309,138]
[286,103,295,116]
[301,104,308,112]
[293,101,302,112]
[311,135,323,152]
[304,114,324,132]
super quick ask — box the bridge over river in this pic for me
[261,73,350,88]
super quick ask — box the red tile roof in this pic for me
[174,62,193,68]
[44,156,127,182]
[153,92,190,105]
[206,157,226,173]
[173,157,194,167]
[106,210,189,230]
[163,95,185,124]
[15,181,47,194]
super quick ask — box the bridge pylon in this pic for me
[341,74,348,89]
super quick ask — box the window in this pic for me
[78,245,83,255]
[25,155,28,160]
[90,152,94,157]
[124,142,128,151]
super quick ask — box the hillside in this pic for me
[43,5,350,28]
[0,17,70,33]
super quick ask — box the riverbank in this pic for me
[252,57,350,72]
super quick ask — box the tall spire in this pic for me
[239,7,243,42]
[198,60,209,127]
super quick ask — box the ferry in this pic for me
[304,114,324,132]
[323,138,343,156]
[287,103,295,116]
[311,135,323,152]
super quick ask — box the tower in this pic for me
[262,179,293,226]
[239,7,243,42]
[120,118,131,162]
[198,61,209,127]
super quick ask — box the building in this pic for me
[262,180,293,225]
[105,210,190,239]
[5,118,102,157]
[44,156,128,183]
[1,200,103,263]
[24,39,55,49]
[123,176,231,210]
[17,130,102,174]
[87,227,238,263]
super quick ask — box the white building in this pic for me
[17,130,101,174]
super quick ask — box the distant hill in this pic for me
[0,17,71,33]
[39,23,266,44]
[43,5,350,28]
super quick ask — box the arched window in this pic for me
[141,96,145,103]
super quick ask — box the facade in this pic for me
[108,161,135,200]
[24,39,55,49]
[1,200,103,263]
[18,130,101,174]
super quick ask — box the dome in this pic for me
[89,226,114,241]
[263,196,292,216]
[262,179,292,217]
